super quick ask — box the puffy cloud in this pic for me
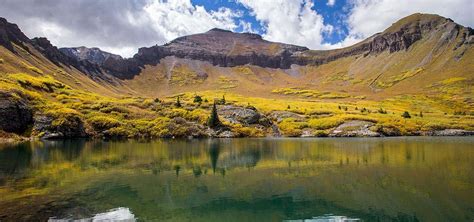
[327,0,336,6]
[0,0,241,57]
[237,0,334,49]
[143,1,241,42]
[340,0,474,46]
[1,0,472,57]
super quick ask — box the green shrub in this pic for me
[401,111,411,119]
[193,95,203,104]
[88,116,121,131]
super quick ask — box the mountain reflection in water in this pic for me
[0,137,473,221]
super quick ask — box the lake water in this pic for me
[0,137,473,221]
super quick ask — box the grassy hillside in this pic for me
[0,14,473,140]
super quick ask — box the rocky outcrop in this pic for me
[329,120,380,137]
[0,17,30,52]
[0,91,33,134]
[59,47,122,65]
[423,129,474,136]
[218,105,272,126]
[32,114,87,139]
[218,105,261,125]
[31,38,105,75]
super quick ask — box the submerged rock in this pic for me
[0,91,33,134]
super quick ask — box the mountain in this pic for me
[59,46,122,65]
[0,13,472,140]
[69,13,474,81]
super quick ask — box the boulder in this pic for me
[218,105,262,125]
[33,114,87,139]
[0,91,33,134]
[329,120,380,137]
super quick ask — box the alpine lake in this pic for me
[0,137,473,221]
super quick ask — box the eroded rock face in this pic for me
[0,91,33,134]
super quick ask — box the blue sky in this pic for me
[1,0,471,57]
[192,0,351,44]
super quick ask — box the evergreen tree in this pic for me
[219,95,226,105]
[193,95,203,104]
[175,96,181,107]
[401,111,411,119]
[208,102,221,128]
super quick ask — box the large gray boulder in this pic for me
[330,120,380,137]
[218,105,262,125]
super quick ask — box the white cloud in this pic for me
[339,0,474,47]
[237,0,334,49]
[239,20,257,33]
[327,0,336,7]
[143,0,241,43]
[0,0,243,57]
[2,0,473,57]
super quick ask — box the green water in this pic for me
[0,137,473,221]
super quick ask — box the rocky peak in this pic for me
[59,46,122,65]
[30,37,106,78]
[31,37,73,66]
[0,17,31,52]
[296,13,472,66]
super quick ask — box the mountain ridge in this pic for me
[65,13,474,79]
[1,13,471,80]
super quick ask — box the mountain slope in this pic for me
[113,13,473,102]
[0,13,472,139]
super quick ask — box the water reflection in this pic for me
[0,137,473,221]
[49,207,135,222]
[286,214,360,222]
